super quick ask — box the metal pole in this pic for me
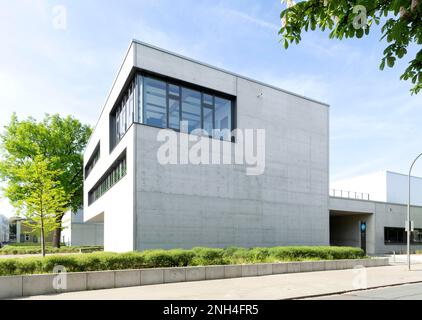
[407,152,422,271]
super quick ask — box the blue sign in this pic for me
[361,222,367,233]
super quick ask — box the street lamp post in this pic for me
[407,152,422,271]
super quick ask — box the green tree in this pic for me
[279,0,422,94]
[4,155,70,257]
[0,114,92,248]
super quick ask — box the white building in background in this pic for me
[0,214,9,243]
[331,171,422,206]
[62,210,103,247]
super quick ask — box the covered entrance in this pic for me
[330,211,372,253]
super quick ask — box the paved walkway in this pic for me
[18,264,422,300]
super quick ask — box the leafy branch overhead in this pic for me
[279,0,422,94]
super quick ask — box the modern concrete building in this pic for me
[83,40,330,253]
[83,40,421,255]
[62,210,104,246]
[8,217,53,244]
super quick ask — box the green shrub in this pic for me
[142,249,195,268]
[0,246,365,276]
[191,247,227,266]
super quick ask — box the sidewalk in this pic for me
[18,264,422,300]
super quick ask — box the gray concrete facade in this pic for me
[134,41,329,250]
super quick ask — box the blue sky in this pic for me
[0,0,421,217]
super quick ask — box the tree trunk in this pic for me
[52,227,62,248]
[52,212,65,248]
[41,218,46,258]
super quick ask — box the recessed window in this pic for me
[88,150,127,205]
[139,74,235,140]
[110,73,236,150]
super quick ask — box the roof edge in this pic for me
[132,39,330,108]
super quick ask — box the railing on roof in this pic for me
[330,189,370,201]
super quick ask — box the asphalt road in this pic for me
[307,283,422,300]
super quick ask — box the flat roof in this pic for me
[133,39,330,107]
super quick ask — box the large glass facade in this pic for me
[110,73,235,150]
[141,74,234,140]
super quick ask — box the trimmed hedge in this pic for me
[0,246,365,276]
[0,245,104,255]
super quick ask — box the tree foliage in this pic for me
[0,114,92,248]
[279,0,422,94]
[3,155,70,257]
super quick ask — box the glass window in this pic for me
[384,227,405,244]
[144,77,167,128]
[214,97,232,140]
[182,87,201,133]
[203,107,213,137]
[169,97,180,130]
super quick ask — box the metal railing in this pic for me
[330,189,370,201]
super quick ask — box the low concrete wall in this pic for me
[0,258,389,299]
